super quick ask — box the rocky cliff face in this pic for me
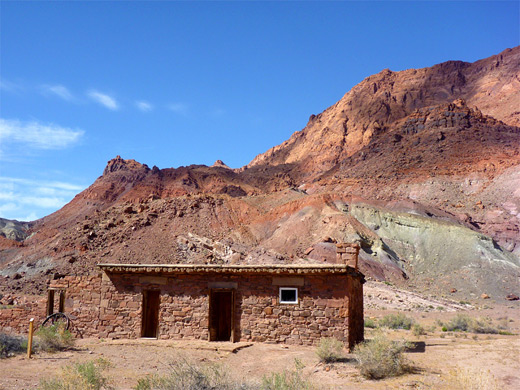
[247,46,520,176]
[1,47,519,301]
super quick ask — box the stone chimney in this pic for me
[336,243,360,270]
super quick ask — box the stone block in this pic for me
[272,277,304,286]
[139,276,167,285]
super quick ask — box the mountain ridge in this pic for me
[1,47,519,301]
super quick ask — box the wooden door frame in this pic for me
[208,288,235,342]
[141,289,160,338]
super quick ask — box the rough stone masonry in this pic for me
[0,244,364,349]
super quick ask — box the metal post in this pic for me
[27,318,34,359]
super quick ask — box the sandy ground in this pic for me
[1,316,519,389]
[1,283,519,389]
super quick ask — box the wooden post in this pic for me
[27,318,34,359]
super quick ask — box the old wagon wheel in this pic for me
[41,312,71,330]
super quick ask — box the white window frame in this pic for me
[279,287,298,304]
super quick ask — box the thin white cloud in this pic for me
[0,202,18,214]
[136,100,153,112]
[20,212,39,222]
[87,90,119,110]
[0,191,63,208]
[168,103,188,115]
[0,79,22,93]
[0,118,84,150]
[0,177,84,192]
[41,84,74,101]
[0,177,86,221]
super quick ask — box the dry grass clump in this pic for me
[453,367,500,390]
[39,358,113,390]
[0,333,27,358]
[135,357,257,390]
[378,313,414,330]
[353,332,411,380]
[35,324,74,352]
[261,359,314,390]
[315,337,344,363]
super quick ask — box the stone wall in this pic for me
[52,275,102,338]
[1,270,364,349]
[0,299,46,334]
[96,271,362,348]
[0,275,101,337]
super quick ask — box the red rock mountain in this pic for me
[1,47,519,301]
[248,46,519,176]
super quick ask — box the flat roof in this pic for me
[98,263,357,275]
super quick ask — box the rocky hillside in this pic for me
[1,47,519,302]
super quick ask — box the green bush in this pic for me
[35,324,74,352]
[315,337,344,363]
[261,359,313,390]
[364,318,378,329]
[39,358,113,390]
[442,314,501,334]
[353,332,411,380]
[0,333,27,358]
[134,357,256,390]
[378,313,414,330]
[412,324,426,337]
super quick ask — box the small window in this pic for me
[279,287,298,304]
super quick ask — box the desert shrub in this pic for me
[315,337,344,363]
[35,324,74,352]
[442,315,501,334]
[353,332,411,379]
[412,324,426,337]
[443,314,471,332]
[0,333,27,358]
[469,318,499,334]
[364,318,377,329]
[39,358,113,390]
[261,359,313,390]
[135,357,256,390]
[378,313,414,330]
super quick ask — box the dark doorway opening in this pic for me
[141,290,160,338]
[209,289,234,342]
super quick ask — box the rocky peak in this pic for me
[103,155,150,176]
[212,160,231,169]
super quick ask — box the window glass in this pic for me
[279,287,298,304]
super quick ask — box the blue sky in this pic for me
[0,1,518,221]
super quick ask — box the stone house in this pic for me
[3,243,364,349]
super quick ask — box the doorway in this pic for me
[141,290,160,338]
[209,289,234,342]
